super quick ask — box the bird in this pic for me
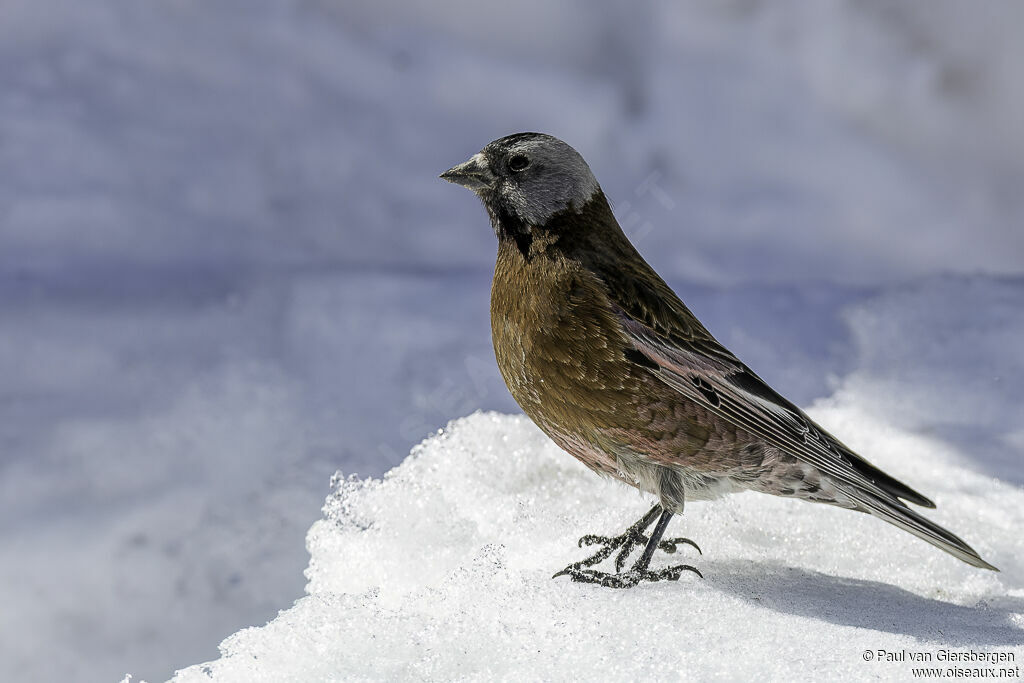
[440,132,997,588]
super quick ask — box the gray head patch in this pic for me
[484,133,600,226]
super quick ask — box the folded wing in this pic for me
[609,300,997,570]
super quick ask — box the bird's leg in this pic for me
[553,505,702,588]
[573,504,661,572]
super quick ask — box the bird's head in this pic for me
[440,132,601,241]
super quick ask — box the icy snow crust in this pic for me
[174,404,1023,682]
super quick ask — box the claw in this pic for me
[658,537,702,555]
[658,564,703,581]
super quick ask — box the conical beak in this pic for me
[439,153,495,192]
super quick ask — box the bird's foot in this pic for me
[553,562,702,588]
[574,532,702,573]
[552,505,703,588]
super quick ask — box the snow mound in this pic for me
[171,407,1023,681]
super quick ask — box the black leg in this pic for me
[553,505,703,588]
[635,507,674,570]
[574,504,662,572]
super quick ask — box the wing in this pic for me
[598,282,936,510]
[614,299,1003,569]
[577,232,994,568]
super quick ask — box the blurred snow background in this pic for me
[1,0,1021,680]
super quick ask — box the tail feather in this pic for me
[840,446,935,508]
[849,489,998,571]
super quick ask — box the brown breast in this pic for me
[490,236,767,483]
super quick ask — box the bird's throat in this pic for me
[490,205,534,258]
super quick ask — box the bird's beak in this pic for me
[440,153,495,192]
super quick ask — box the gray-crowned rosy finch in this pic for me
[441,132,997,588]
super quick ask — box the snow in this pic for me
[170,394,1023,681]
[2,1,1024,681]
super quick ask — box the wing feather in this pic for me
[614,305,935,509]
[579,232,993,568]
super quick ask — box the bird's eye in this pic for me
[508,154,530,172]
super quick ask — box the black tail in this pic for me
[850,488,998,571]
[827,437,936,508]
